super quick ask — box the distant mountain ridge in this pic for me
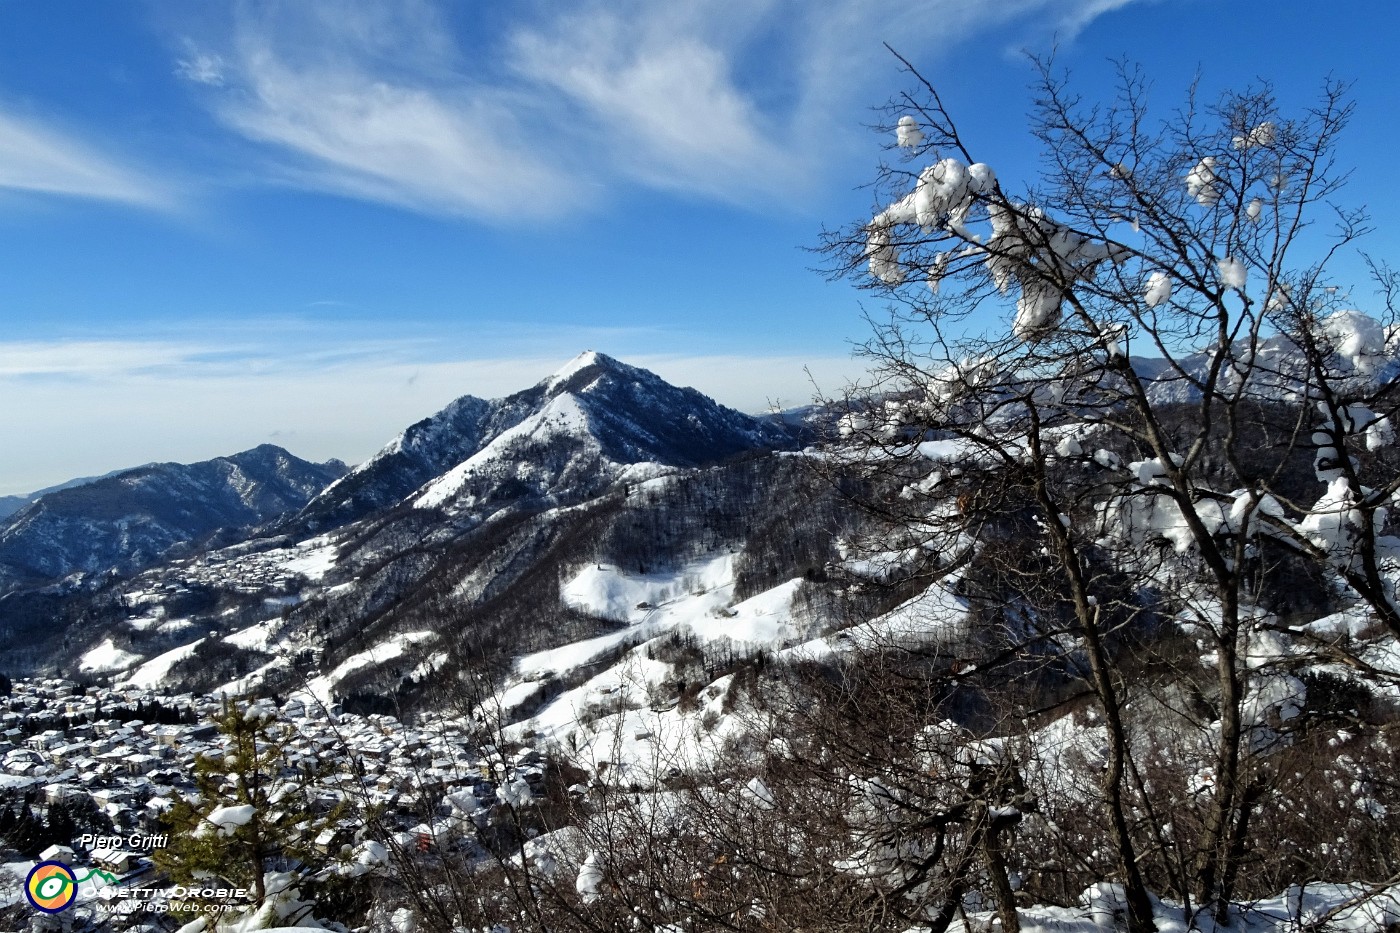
[0,466,154,522]
[0,444,346,591]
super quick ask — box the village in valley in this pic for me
[0,674,549,916]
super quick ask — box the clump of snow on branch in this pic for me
[865,223,905,285]
[866,154,1127,341]
[1218,255,1248,291]
[1144,271,1172,308]
[1015,277,1064,340]
[1186,156,1221,206]
[896,115,923,149]
[1299,477,1390,566]
[986,201,1127,341]
[1323,310,1392,376]
[1233,120,1277,150]
[576,852,604,903]
[499,776,533,808]
[200,803,255,837]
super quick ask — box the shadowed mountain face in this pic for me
[291,351,794,533]
[0,445,346,588]
[0,467,151,522]
[0,495,25,522]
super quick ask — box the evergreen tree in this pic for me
[156,699,344,910]
[4,804,48,858]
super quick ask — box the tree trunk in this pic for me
[1195,593,1244,922]
[980,808,1022,933]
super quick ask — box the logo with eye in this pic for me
[25,861,78,913]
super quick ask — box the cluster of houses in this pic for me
[138,535,324,598]
[1,676,549,880]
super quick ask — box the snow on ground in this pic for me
[79,638,142,673]
[545,350,602,391]
[226,620,278,650]
[517,555,743,680]
[298,631,438,705]
[1283,605,1400,701]
[518,650,676,743]
[944,882,1400,933]
[0,860,34,908]
[409,650,448,680]
[1023,711,1109,803]
[218,657,291,697]
[1300,604,1377,638]
[515,673,742,786]
[119,638,205,690]
[508,556,815,781]
[782,575,970,662]
[519,556,806,687]
[568,701,739,785]
[561,554,734,623]
[277,536,339,581]
[489,680,548,719]
[516,625,655,682]
[684,578,805,645]
[415,393,596,509]
[617,461,680,497]
[512,825,587,879]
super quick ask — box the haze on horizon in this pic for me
[2,0,1398,495]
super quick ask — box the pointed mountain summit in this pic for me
[535,349,787,468]
[295,352,793,530]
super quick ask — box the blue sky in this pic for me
[2,0,1398,494]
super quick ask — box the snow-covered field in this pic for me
[79,637,143,673]
[298,631,438,706]
[119,638,205,689]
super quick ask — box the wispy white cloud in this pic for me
[174,1,580,222]
[0,108,173,209]
[220,58,575,220]
[509,7,807,203]
[174,39,227,86]
[1052,0,1143,38]
[171,0,1144,222]
[0,340,213,378]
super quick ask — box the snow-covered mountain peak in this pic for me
[543,350,635,395]
[288,353,797,531]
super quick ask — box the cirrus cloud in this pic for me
[0,107,173,209]
[172,0,1145,223]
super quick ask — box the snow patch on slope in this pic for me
[298,631,438,706]
[79,638,142,673]
[545,351,602,392]
[120,639,206,690]
[414,393,596,509]
[783,575,970,661]
[561,554,734,623]
[277,536,339,581]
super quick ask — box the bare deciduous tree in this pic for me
[818,51,1399,931]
